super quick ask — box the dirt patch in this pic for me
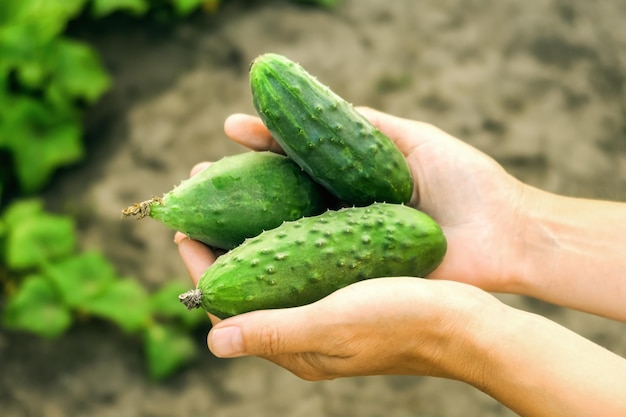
[2,1,625,416]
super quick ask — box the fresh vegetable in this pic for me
[249,53,413,206]
[122,151,333,249]
[179,203,447,318]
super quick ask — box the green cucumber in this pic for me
[179,203,446,318]
[250,53,413,206]
[122,151,333,250]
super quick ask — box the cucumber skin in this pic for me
[196,203,446,318]
[250,53,413,206]
[149,151,333,250]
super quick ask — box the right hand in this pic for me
[224,107,532,294]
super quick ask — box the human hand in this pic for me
[173,235,501,381]
[177,234,626,417]
[221,108,531,293]
[221,108,626,320]
[207,278,506,381]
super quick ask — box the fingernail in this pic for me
[209,326,244,358]
[174,232,188,245]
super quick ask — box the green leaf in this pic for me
[0,31,50,90]
[3,274,72,338]
[2,199,44,228]
[150,281,207,328]
[0,96,83,192]
[5,205,76,269]
[50,38,111,104]
[45,251,116,308]
[144,322,198,380]
[91,0,149,17]
[0,0,87,40]
[86,279,151,332]
[11,118,83,192]
[171,0,210,16]
[0,0,25,25]
[0,24,50,87]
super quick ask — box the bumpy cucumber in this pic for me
[122,151,333,250]
[179,203,446,318]
[249,53,413,206]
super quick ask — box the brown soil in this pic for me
[2,1,625,416]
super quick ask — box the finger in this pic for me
[224,113,284,154]
[174,232,216,286]
[207,306,325,358]
[190,162,211,177]
[177,161,220,324]
[175,233,222,324]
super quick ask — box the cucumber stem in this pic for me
[121,196,163,219]
[179,288,203,310]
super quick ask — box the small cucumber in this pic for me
[122,151,333,250]
[179,203,446,318]
[250,53,413,206]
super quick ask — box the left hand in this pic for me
[176,231,502,382]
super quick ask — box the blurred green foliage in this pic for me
[0,0,224,199]
[0,0,337,379]
[0,0,111,196]
[0,199,207,378]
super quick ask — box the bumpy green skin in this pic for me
[196,203,446,318]
[250,53,414,206]
[149,151,332,250]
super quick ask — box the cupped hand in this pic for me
[222,108,531,293]
[209,278,506,381]
[173,235,503,382]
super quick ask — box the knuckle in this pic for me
[257,324,284,356]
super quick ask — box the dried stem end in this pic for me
[179,288,203,310]
[121,196,164,220]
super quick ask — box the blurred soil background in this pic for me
[2,0,626,416]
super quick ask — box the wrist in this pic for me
[453,300,516,389]
[462,304,557,414]
[463,301,626,416]
[422,282,510,383]
[505,185,561,295]
[507,186,626,319]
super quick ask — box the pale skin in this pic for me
[174,108,626,417]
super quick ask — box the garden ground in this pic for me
[2,1,626,416]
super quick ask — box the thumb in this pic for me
[207,307,321,358]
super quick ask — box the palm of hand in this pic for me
[393,118,525,291]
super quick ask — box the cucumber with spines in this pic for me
[179,203,446,318]
[122,151,334,250]
[249,53,413,206]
